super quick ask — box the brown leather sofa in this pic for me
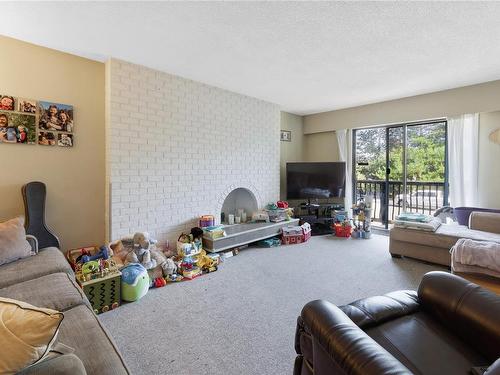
[294,272,500,375]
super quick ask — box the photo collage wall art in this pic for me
[0,94,74,147]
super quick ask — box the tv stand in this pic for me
[296,203,344,236]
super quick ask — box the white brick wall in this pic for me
[106,59,280,244]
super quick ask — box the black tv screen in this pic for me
[286,162,346,199]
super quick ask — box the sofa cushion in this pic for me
[17,353,87,375]
[366,312,489,374]
[390,224,500,250]
[0,273,88,312]
[58,304,129,375]
[0,297,63,375]
[0,247,72,289]
[0,217,32,266]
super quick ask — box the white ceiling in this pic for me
[1,1,500,115]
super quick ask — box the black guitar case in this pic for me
[22,181,61,250]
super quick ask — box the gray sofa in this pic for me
[0,244,130,375]
[389,211,500,266]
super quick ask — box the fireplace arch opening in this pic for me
[220,188,258,224]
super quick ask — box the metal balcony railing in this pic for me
[356,180,447,223]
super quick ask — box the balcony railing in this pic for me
[355,180,447,223]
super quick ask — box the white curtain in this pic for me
[336,129,353,215]
[447,113,479,207]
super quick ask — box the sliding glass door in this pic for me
[353,120,448,229]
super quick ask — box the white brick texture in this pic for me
[106,59,280,244]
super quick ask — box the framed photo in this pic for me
[280,130,292,142]
[0,111,36,144]
[38,131,57,146]
[39,101,74,133]
[57,133,73,147]
[18,98,37,114]
[0,95,15,111]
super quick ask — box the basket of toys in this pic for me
[266,208,287,223]
[334,222,352,238]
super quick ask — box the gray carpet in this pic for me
[99,234,446,375]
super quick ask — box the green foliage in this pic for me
[355,123,446,182]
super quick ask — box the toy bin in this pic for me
[177,240,202,257]
[265,209,287,223]
[334,223,352,238]
[257,237,282,247]
[78,272,121,314]
[67,246,99,270]
[282,223,311,245]
[199,215,215,228]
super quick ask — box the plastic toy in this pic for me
[82,261,100,275]
[333,222,352,237]
[252,211,270,223]
[196,250,219,272]
[165,274,183,282]
[153,277,167,288]
[182,266,202,280]
[282,223,312,245]
[181,257,195,271]
[199,215,215,228]
[121,263,150,302]
[81,245,110,264]
[257,237,281,247]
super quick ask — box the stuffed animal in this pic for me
[190,227,204,242]
[124,232,157,269]
[129,232,180,276]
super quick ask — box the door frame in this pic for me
[352,118,449,229]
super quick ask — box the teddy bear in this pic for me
[124,232,157,269]
[125,232,178,276]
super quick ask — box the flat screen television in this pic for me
[286,162,346,199]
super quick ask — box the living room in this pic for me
[0,2,499,375]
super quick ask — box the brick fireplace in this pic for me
[106,59,280,245]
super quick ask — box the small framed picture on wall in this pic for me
[280,130,291,142]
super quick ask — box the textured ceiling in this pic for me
[1,2,500,115]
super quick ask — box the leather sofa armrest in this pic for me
[301,300,412,375]
[469,211,500,234]
[418,271,500,362]
[486,358,500,375]
[16,354,87,375]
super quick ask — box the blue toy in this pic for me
[81,246,110,264]
[121,263,149,302]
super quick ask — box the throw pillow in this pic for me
[0,217,32,266]
[0,297,64,374]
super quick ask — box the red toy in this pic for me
[282,223,311,245]
[333,223,352,238]
[154,277,167,288]
[277,201,289,209]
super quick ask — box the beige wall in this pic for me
[0,36,105,251]
[478,112,500,208]
[304,80,500,133]
[303,131,339,162]
[280,112,304,199]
